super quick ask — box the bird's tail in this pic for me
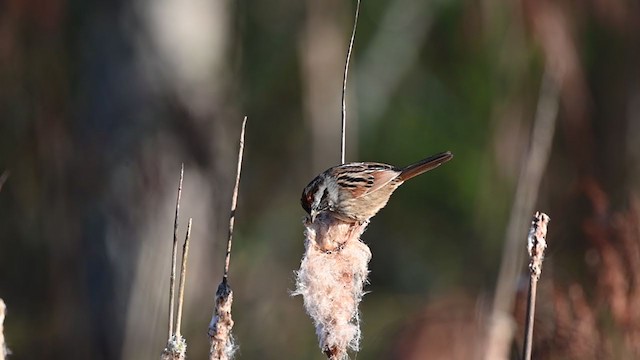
[398,151,453,181]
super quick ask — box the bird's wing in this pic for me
[333,163,400,199]
[358,169,400,198]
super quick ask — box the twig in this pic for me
[485,67,559,360]
[175,218,192,336]
[522,212,550,360]
[168,164,184,339]
[340,0,361,164]
[223,116,247,280]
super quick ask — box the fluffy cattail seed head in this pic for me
[293,214,371,359]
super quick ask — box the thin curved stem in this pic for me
[341,0,361,164]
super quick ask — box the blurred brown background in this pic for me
[1,0,639,359]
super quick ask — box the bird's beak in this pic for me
[310,209,318,223]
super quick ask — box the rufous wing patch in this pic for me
[352,169,400,199]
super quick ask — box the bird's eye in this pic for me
[301,191,313,213]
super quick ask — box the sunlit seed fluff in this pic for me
[293,214,371,359]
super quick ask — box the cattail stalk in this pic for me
[340,0,361,164]
[208,116,247,360]
[522,212,550,360]
[161,167,190,360]
[169,164,184,338]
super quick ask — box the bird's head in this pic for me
[301,174,332,222]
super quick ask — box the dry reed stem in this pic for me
[0,299,7,360]
[294,214,371,359]
[485,67,558,360]
[169,164,184,338]
[223,116,246,280]
[161,166,188,360]
[340,0,360,164]
[208,116,247,360]
[175,218,192,336]
[523,212,550,360]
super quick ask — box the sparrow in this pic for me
[301,151,453,223]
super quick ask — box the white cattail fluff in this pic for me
[293,214,372,359]
[161,334,186,360]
